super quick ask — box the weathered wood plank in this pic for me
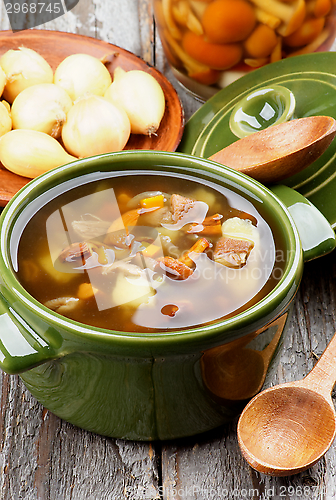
[0,373,161,500]
[138,0,155,64]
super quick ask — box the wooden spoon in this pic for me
[237,331,336,476]
[209,116,336,184]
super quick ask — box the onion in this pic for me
[61,94,131,157]
[0,101,12,137]
[104,67,166,135]
[11,83,73,138]
[54,53,112,101]
[0,129,77,178]
[0,66,6,97]
[0,47,53,103]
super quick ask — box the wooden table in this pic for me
[1,1,336,498]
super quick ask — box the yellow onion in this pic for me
[54,53,112,101]
[0,129,77,178]
[61,94,131,158]
[11,83,73,138]
[104,67,165,135]
[0,47,53,103]
[0,101,12,137]
[0,65,6,97]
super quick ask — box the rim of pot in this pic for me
[0,150,302,349]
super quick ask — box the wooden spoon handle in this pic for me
[301,332,336,398]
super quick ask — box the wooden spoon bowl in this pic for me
[237,331,336,476]
[210,116,336,184]
[238,385,336,476]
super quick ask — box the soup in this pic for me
[14,172,285,332]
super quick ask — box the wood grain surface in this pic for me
[0,1,336,499]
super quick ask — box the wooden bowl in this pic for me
[0,30,185,206]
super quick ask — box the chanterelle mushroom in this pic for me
[58,242,93,264]
[158,256,194,280]
[44,297,80,314]
[250,0,306,36]
[71,214,111,240]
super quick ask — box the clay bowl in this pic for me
[0,29,184,206]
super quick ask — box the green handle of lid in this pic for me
[270,184,336,262]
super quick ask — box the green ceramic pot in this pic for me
[0,151,334,440]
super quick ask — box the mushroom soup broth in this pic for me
[15,173,285,332]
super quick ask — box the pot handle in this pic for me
[270,184,336,262]
[0,292,57,374]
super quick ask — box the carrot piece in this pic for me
[188,224,222,236]
[140,194,164,210]
[179,237,210,266]
[187,213,222,236]
[122,209,141,227]
[107,208,140,233]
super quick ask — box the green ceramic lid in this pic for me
[178,52,336,229]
